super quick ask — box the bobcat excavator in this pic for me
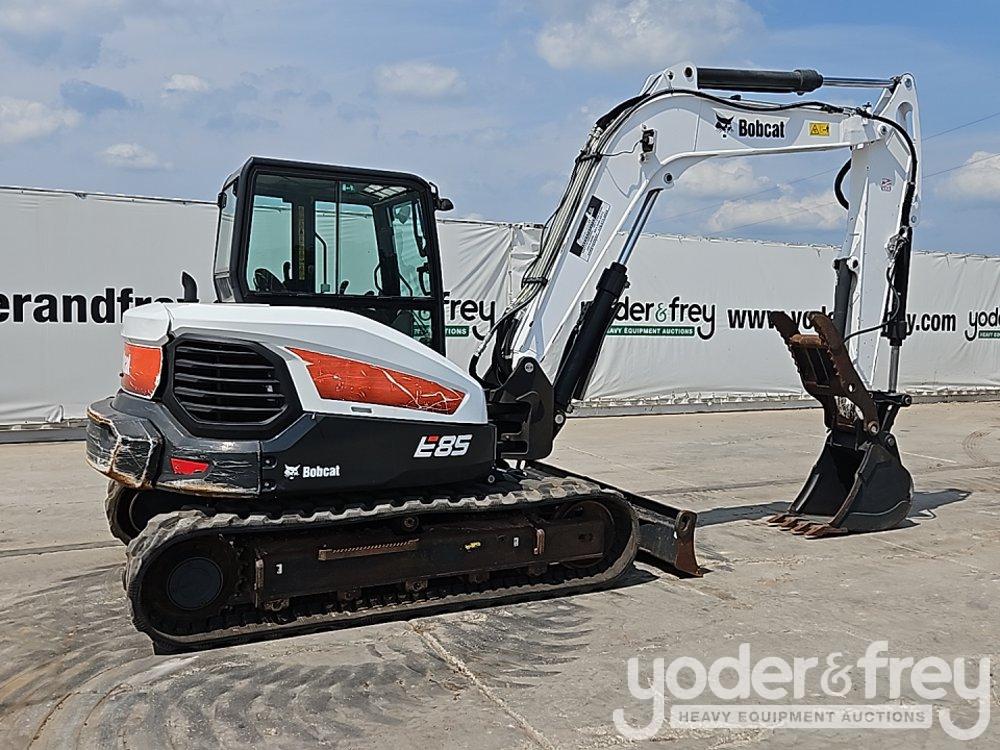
[86,62,920,651]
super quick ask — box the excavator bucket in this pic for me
[767,311,913,538]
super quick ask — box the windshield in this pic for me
[245,173,432,299]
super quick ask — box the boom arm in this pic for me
[475,62,919,424]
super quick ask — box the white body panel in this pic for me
[504,62,919,394]
[122,303,488,425]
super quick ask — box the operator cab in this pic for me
[213,157,452,354]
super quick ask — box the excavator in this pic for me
[86,62,920,651]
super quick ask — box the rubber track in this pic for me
[125,475,639,652]
[105,480,137,544]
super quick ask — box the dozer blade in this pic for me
[767,311,913,537]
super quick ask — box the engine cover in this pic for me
[96,302,498,496]
[123,302,489,426]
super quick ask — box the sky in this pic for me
[1,0,1000,253]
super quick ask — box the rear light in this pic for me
[121,342,163,398]
[170,457,210,475]
[289,347,464,415]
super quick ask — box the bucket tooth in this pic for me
[804,523,847,539]
[769,311,913,538]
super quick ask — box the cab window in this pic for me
[242,172,438,348]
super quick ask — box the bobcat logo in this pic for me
[284,464,301,480]
[715,112,734,136]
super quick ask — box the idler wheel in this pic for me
[142,536,239,631]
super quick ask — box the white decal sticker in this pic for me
[414,434,472,458]
[284,464,341,480]
[571,196,610,262]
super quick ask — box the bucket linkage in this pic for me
[767,311,913,538]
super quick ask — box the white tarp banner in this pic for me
[0,189,217,425]
[1,186,999,427]
[552,234,1000,405]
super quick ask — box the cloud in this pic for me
[100,142,170,170]
[707,190,843,234]
[337,101,377,123]
[535,0,760,70]
[540,177,569,198]
[60,79,133,115]
[160,74,267,131]
[374,62,466,99]
[0,2,229,67]
[938,152,1000,202]
[0,0,124,67]
[0,97,79,144]
[678,158,770,198]
[163,73,210,94]
[205,112,277,132]
[307,90,333,107]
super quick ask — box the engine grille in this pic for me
[170,340,289,427]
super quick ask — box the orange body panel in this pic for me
[289,347,464,415]
[122,343,163,398]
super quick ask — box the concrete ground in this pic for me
[0,402,997,749]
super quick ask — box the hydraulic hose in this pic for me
[834,159,851,210]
